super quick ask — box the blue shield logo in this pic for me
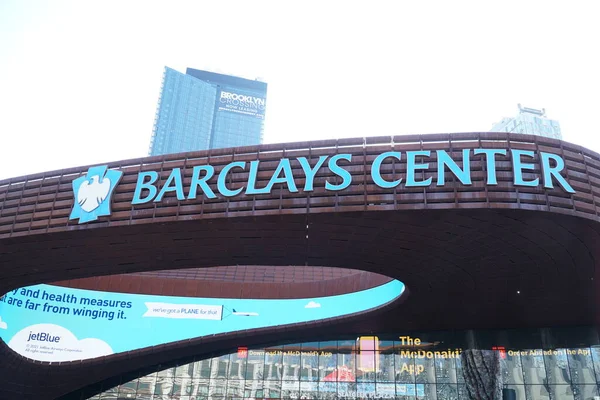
[69,166,123,224]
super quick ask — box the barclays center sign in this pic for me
[69,148,575,224]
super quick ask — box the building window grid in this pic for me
[501,348,600,400]
[151,68,265,157]
[89,343,600,400]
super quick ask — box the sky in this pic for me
[1,1,599,180]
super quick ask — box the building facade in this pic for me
[149,67,267,156]
[88,329,600,400]
[0,133,599,400]
[490,104,562,140]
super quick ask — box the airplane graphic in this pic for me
[231,309,259,317]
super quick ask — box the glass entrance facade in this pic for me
[87,327,600,400]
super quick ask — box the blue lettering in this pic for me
[246,160,266,195]
[512,150,539,187]
[371,151,402,188]
[154,168,185,202]
[437,149,472,186]
[132,171,159,204]
[217,161,246,197]
[247,159,299,194]
[188,165,216,199]
[474,149,506,185]
[406,151,432,187]
[263,158,298,193]
[540,152,575,193]
[325,154,352,191]
[125,148,575,203]
[27,331,61,343]
[298,156,328,192]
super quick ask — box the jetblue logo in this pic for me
[69,166,123,224]
[27,331,60,343]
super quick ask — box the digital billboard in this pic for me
[0,280,404,362]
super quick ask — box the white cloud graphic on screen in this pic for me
[304,301,321,309]
[0,316,7,330]
[8,323,113,362]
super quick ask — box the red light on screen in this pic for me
[237,347,248,358]
[492,346,506,359]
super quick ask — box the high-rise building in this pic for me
[149,67,267,156]
[490,104,562,139]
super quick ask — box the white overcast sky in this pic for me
[1,1,599,180]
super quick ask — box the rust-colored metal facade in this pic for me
[53,266,390,299]
[1,133,600,399]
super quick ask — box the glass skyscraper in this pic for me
[490,104,562,140]
[149,67,267,156]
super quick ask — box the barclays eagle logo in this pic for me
[69,166,123,224]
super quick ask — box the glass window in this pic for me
[318,381,337,398]
[356,337,377,357]
[218,357,230,380]
[455,356,465,384]
[301,342,320,381]
[525,385,550,400]
[436,383,458,400]
[226,378,245,398]
[155,368,175,396]
[281,380,299,398]
[377,349,396,383]
[245,349,265,380]
[547,385,574,399]
[337,340,357,384]
[416,384,432,400]
[415,355,436,384]
[590,346,600,383]
[264,347,283,381]
[137,373,157,397]
[244,380,263,399]
[566,348,595,385]
[435,354,458,384]
[572,384,598,399]
[503,385,526,400]
[520,350,545,386]
[228,351,247,380]
[337,382,356,399]
[396,383,417,398]
[356,350,376,382]
[191,380,209,398]
[300,381,319,399]
[192,359,212,379]
[98,387,119,399]
[117,379,138,397]
[395,343,417,384]
[375,382,396,399]
[208,377,227,398]
[90,330,600,400]
[356,382,376,397]
[319,341,337,381]
[544,349,571,385]
[174,364,193,396]
[457,385,468,400]
[263,379,281,399]
[282,344,302,381]
[502,350,524,385]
